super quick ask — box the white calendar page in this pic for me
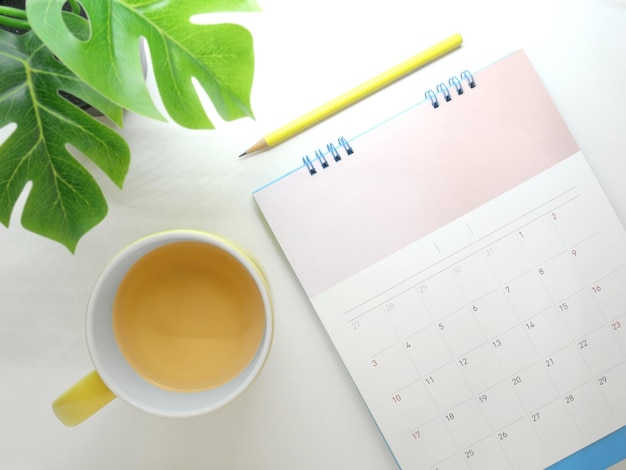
[254,50,626,469]
[311,151,626,469]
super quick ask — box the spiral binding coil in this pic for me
[425,69,476,109]
[303,136,354,175]
[302,69,476,175]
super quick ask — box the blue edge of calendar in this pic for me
[547,425,626,469]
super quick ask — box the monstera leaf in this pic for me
[0,0,257,250]
[0,28,129,252]
[26,0,260,129]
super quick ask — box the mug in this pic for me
[53,230,273,426]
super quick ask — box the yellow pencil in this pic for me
[239,32,463,157]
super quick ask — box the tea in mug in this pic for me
[112,241,266,392]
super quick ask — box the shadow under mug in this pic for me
[53,230,274,426]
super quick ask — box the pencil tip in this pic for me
[238,138,269,158]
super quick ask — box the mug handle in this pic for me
[52,370,116,426]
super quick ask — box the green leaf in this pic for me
[26,0,260,129]
[61,10,91,42]
[0,29,130,252]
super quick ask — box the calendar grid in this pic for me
[518,206,623,438]
[341,181,626,468]
[389,283,516,469]
[507,208,600,442]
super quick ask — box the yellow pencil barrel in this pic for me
[265,33,463,147]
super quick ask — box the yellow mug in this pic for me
[53,230,273,426]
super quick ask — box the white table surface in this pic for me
[2,0,626,468]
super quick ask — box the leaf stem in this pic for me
[67,0,81,15]
[0,6,27,19]
[0,15,30,31]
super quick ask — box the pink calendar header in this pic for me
[254,50,580,298]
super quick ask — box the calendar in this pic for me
[254,50,626,469]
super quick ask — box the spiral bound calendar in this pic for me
[253,50,626,469]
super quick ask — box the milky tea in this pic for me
[112,241,266,392]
